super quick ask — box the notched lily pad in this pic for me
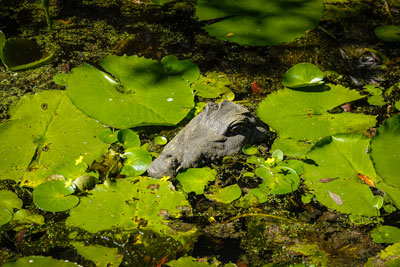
[0,33,54,71]
[256,84,376,140]
[33,180,79,212]
[0,190,23,226]
[66,55,197,128]
[121,147,152,176]
[205,184,242,204]
[0,90,108,187]
[370,225,400,244]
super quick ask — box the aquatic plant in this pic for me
[256,84,376,140]
[3,256,80,267]
[64,55,199,128]
[282,63,324,88]
[374,25,400,42]
[0,191,23,226]
[195,0,323,46]
[33,180,79,212]
[0,90,108,187]
[205,184,242,204]
[176,167,217,194]
[0,31,54,71]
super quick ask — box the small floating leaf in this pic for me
[33,180,79,212]
[98,128,118,144]
[374,25,400,42]
[71,242,123,267]
[154,136,168,145]
[282,63,324,88]
[370,225,400,243]
[242,144,258,155]
[121,147,152,176]
[117,129,140,149]
[205,184,242,204]
[176,167,217,195]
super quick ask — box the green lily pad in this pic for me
[303,134,378,216]
[0,90,108,187]
[33,180,79,212]
[66,55,197,128]
[11,209,45,227]
[0,36,54,71]
[191,71,232,99]
[0,190,23,225]
[271,137,314,157]
[256,84,376,140]
[166,256,212,266]
[117,129,140,148]
[242,144,258,155]
[252,165,300,195]
[98,128,118,144]
[3,256,80,267]
[375,25,400,42]
[0,207,12,226]
[371,115,400,188]
[195,0,324,46]
[66,177,195,244]
[282,63,324,88]
[154,136,168,145]
[205,184,242,204]
[71,242,123,267]
[370,226,400,243]
[121,147,152,176]
[176,167,217,194]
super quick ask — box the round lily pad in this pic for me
[98,128,118,144]
[0,207,12,226]
[370,225,400,243]
[255,166,300,194]
[66,55,197,128]
[242,144,258,155]
[117,129,140,148]
[196,0,324,46]
[282,63,324,88]
[33,180,79,212]
[176,167,217,194]
[154,136,168,145]
[374,25,400,42]
[121,147,152,176]
[205,184,242,204]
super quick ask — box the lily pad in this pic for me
[250,165,300,196]
[117,129,140,148]
[256,84,376,140]
[66,55,197,128]
[176,167,217,194]
[370,225,400,243]
[303,134,378,216]
[66,177,195,243]
[121,147,152,176]
[242,144,258,155]
[195,0,324,46]
[191,71,232,99]
[205,184,242,204]
[71,242,123,267]
[282,63,324,88]
[98,128,118,144]
[11,209,45,227]
[33,180,79,212]
[0,90,108,187]
[3,256,80,267]
[0,190,23,225]
[271,137,314,157]
[375,25,400,42]
[371,115,400,188]
[154,136,168,145]
[0,35,54,71]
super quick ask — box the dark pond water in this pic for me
[1,0,400,266]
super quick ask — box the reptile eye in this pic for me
[228,123,246,135]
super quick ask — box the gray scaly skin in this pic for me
[147,100,267,178]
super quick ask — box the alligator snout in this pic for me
[147,100,267,178]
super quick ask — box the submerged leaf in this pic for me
[195,0,323,46]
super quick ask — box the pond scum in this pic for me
[1,0,400,266]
